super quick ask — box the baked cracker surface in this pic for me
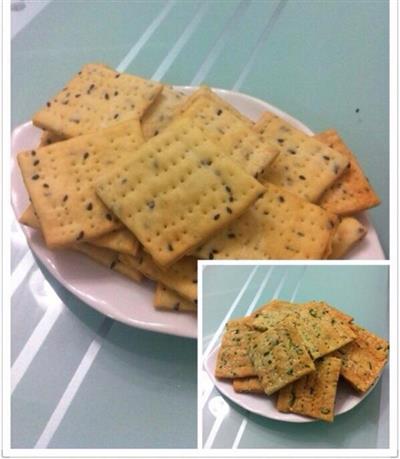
[193,183,338,260]
[177,89,278,178]
[96,117,265,267]
[248,317,315,395]
[315,129,380,215]
[215,318,258,379]
[277,356,342,422]
[119,251,197,303]
[254,112,350,203]
[329,217,367,259]
[33,63,162,138]
[332,323,389,392]
[18,120,144,248]
[154,283,197,312]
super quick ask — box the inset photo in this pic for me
[201,264,390,449]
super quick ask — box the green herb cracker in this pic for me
[215,318,258,379]
[232,377,264,394]
[297,301,356,359]
[248,317,315,395]
[277,356,342,422]
[333,324,389,392]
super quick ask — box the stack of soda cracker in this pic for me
[214,300,389,422]
[17,63,380,313]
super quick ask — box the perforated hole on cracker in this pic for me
[96,117,265,267]
[18,119,144,247]
[193,182,338,260]
[254,112,350,202]
[33,63,163,138]
[175,88,279,178]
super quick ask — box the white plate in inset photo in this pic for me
[204,345,380,423]
[11,87,385,338]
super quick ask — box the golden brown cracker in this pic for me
[33,63,162,138]
[329,217,367,259]
[248,317,315,395]
[254,112,350,202]
[96,117,265,267]
[277,357,342,422]
[194,183,338,260]
[154,283,197,312]
[333,324,389,392]
[18,119,144,248]
[315,129,380,214]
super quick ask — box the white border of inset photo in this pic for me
[198,260,397,457]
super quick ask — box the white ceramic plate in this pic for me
[11,87,385,338]
[204,345,379,423]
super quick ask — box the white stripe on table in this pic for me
[117,0,176,73]
[11,302,62,393]
[244,267,274,316]
[151,2,208,81]
[34,318,114,449]
[11,249,35,297]
[232,0,287,91]
[203,265,258,360]
[10,0,175,386]
[11,0,53,39]
[201,266,259,410]
[205,267,283,449]
[11,213,36,296]
[290,266,307,301]
[190,0,251,86]
[232,267,307,449]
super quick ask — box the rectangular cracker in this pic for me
[73,243,142,282]
[250,299,296,320]
[232,377,264,394]
[33,63,163,138]
[315,129,380,214]
[18,120,144,248]
[215,318,258,379]
[297,301,356,359]
[177,89,278,178]
[90,228,139,256]
[96,117,265,267]
[19,203,139,256]
[252,300,353,328]
[248,317,315,395]
[329,217,367,259]
[141,86,188,140]
[176,86,253,127]
[193,182,338,260]
[154,283,197,312]
[39,130,65,147]
[119,251,197,302]
[19,204,40,228]
[277,357,342,422]
[254,112,350,202]
[333,324,389,392]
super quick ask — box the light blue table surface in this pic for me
[202,265,389,449]
[10,0,389,451]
